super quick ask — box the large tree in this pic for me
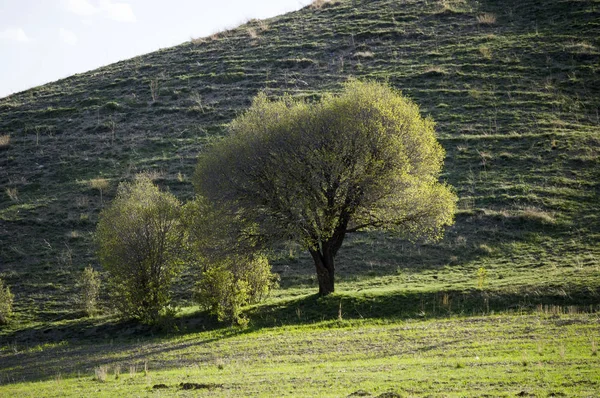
[194,80,457,295]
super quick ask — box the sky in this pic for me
[0,0,312,98]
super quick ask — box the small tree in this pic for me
[0,278,14,325]
[77,266,101,316]
[194,80,457,295]
[96,175,186,323]
[184,198,278,324]
[195,254,275,324]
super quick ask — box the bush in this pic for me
[0,278,14,325]
[184,198,278,324]
[77,266,101,316]
[195,254,278,324]
[96,175,186,323]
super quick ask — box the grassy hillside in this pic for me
[1,0,600,394]
[1,0,599,378]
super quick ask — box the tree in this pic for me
[0,277,14,325]
[77,265,101,317]
[96,175,186,323]
[194,80,457,296]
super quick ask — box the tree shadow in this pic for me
[272,209,568,287]
[247,285,600,329]
[1,283,598,386]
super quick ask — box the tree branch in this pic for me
[346,211,429,233]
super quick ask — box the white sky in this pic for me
[0,0,312,98]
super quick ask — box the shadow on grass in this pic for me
[247,285,600,329]
[1,284,598,385]
[274,209,571,286]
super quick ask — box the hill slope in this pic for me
[0,0,599,323]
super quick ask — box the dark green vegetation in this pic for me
[0,0,599,395]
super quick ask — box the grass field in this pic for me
[1,312,599,396]
[1,0,599,395]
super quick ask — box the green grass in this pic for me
[1,313,598,396]
[0,0,599,394]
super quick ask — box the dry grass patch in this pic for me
[423,66,448,76]
[257,20,269,32]
[517,207,556,224]
[138,170,164,181]
[95,366,108,382]
[477,13,497,25]
[310,0,341,9]
[438,0,470,13]
[0,134,9,149]
[88,178,109,191]
[75,195,89,208]
[89,177,109,204]
[247,28,258,39]
[67,230,82,239]
[0,277,13,325]
[5,187,18,202]
[354,51,374,59]
[565,41,597,53]
[479,46,492,60]
[190,36,207,45]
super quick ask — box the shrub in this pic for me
[184,198,278,324]
[477,13,497,25]
[96,175,186,323]
[89,178,110,204]
[77,266,101,316]
[0,278,14,325]
[195,254,278,324]
[103,101,120,111]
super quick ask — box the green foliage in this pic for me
[184,197,278,324]
[183,196,251,264]
[77,266,101,317]
[95,175,186,323]
[0,278,13,325]
[477,267,488,289]
[194,80,457,294]
[195,254,277,324]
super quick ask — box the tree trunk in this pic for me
[310,247,335,296]
[308,216,349,296]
